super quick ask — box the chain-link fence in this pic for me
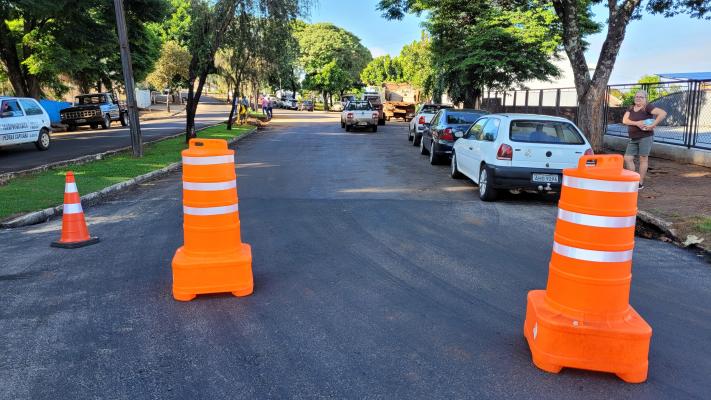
[604,80,711,150]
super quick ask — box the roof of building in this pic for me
[657,72,711,81]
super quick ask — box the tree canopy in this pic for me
[378,0,563,107]
[0,0,168,98]
[294,22,372,106]
[360,55,403,86]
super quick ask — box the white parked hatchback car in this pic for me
[0,96,52,151]
[450,114,593,201]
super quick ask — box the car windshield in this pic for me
[446,112,485,124]
[420,105,451,114]
[347,102,373,111]
[510,120,586,144]
[76,95,104,105]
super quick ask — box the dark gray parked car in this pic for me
[419,108,488,164]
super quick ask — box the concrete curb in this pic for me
[0,121,227,186]
[637,209,710,255]
[0,126,257,229]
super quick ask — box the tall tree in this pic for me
[184,0,305,140]
[294,22,371,109]
[547,0,710,150]
[379,0,563,108]
[360,55,403,86]
[0,0,167,98]
[146,40,190,111]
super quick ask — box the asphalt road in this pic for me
[1,110,710,399]
[0,97,231,174]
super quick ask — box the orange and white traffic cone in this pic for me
[171,139,253,301]
[523,155,652,383]
[51,171,100,248]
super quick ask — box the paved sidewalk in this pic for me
[636,156,711,251]
[139,102,186,121]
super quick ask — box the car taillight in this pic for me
[497,143,513,160]
[372,113,379,119]
[418,116,425,124]
[347,113,353,119]
[584,148,594,155]
[440,127,454,141]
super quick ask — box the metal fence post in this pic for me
[538,90,543,114]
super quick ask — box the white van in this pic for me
[0,97,52,151]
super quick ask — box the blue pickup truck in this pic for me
[60,92,129,131]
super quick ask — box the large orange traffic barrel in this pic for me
[171,139,253,301]
[523,155,652,383]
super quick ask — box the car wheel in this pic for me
[429,141,440,165]
[90,123,98,130]
[34,128,50,151]
[419,136,429,155]
[412,132,420,147]
[101,114,111,129]
[378,118,385,126]
[67,124,77,132]
[120,111,129,126]
[341,121,345,128]
[371,125,377,133]
[345,124,351,132]
[478,165,498,202]
[450,152,463,179]
[408,128,413,141]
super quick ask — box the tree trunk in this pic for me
[576,87,606,151]
[0,24,29,97]
[553,0,640,152]
[227,85,239,130]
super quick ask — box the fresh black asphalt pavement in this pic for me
[0,97,231,174]
[1,110,710,399]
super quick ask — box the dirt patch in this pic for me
[635,156,711,252]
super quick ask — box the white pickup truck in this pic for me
[340,101,379,132]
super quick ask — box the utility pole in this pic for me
[113,0,142,157]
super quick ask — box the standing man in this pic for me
[622,90,667,189]
[261,96,268,115]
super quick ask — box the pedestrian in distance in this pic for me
[261,96,268,115]
[622,89,667,189]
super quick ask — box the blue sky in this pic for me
[308,1,711,85]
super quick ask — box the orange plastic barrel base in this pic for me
[524,290,652,383]
[171,243,253,301]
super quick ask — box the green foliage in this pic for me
[146,40,190,91]
[0,0,168,98]
[294,22,372,97]
[620,75,681,106]
[150,0,192,46]
[360,55,403,86]
[378,0,561,105]
[398,35,433,93]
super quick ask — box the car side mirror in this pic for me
[0,111,13,118]
[454,130,464,138]
[422,123,431,129]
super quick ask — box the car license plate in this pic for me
[76,119,86,123]
[357,122,367,126]
[532,173,559,183]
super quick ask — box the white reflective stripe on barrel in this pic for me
[65,182,78,193]
[182,155,234,165]
[183,204,239,216]
[557,209,636,228]
[63,203,83,214]
[183,180,236,191]
[553,241,633,263]
[562,176,638,193]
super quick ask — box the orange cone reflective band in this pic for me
[523,155,652,383]
[51,171,100,248]
[171,139,253,301]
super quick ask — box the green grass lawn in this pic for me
[696,216,711,233]
[0,123,253,221]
